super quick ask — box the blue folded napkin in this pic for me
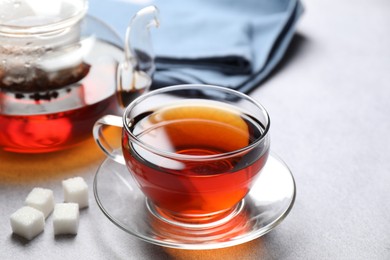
[88,0,304,93]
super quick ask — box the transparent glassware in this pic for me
[93,85,272,226]
[91,85,295,249]
[0,1,159,153]
[93,150,296,249]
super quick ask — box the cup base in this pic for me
[146,199,245,229]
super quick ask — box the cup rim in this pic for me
[123,84,270,161]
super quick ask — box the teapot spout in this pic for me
[117,6,159,107]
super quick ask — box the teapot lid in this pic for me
[0,0,87,35]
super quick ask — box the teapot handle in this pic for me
[117,6,159,108]
[125,5,160,76]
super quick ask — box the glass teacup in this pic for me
[93,84,270,226]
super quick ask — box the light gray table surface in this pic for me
[1,0,390,259]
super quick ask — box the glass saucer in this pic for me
[93,152,296,250]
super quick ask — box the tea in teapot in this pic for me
[0,1,158,153]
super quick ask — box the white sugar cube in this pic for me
[10,206,45,240]
[62,177,89,208]
[25,187,54,219]
[53,203,79,235]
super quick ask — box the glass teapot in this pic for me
[0,0,159,153]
